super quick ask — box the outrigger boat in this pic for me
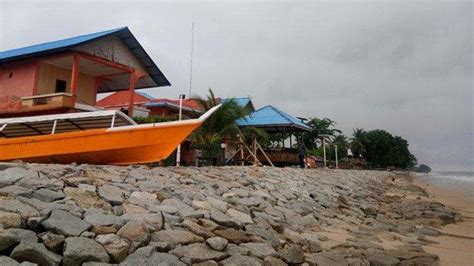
[0,105,220,165]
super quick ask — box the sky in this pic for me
[1,0,472,171]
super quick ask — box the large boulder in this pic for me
[63,237,110,266]
[121,246,185,266]
[0,167,36,187]
[98,185,125,205]
[0,199,40,219]
[240,243,277,259]
[38,232,65,253]
[116,221,150,251]
[10,242,62,266]
[206,236,228,251]
[278,244,304,264]
[0,211,22,229]
[0,256,20,266]
[31,189,65,203]
[41,210,91,237]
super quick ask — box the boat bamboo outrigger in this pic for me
[0,105,221,165]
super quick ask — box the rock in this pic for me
[31,189,65,202]
[0,211,22,229]
[84,208,125,234]
[214,229,250,244]
[98,185,124,205]
[0,199,40,219]
[240,243,276,259]
[0,256,20,266]
[227,209,254,224]
[368,253,401,266]
[0,232,17,252]
[38,232,65,253]
[206,237,228,251]
[121,246,185,266]
[0,185,32,197]
[63,237,110,266]
[41,210,91,237]
[161,198,196,218]
[120,213,163,231]
[400,257,440,266]
[194,260,218,266]
[237,197,264,207]
[95,234,129,263]
[418,226,441,236]
[128,191,157,207]
[170,243,228,263]
[220,255,261,265]
[10,242,62,266]
[361,205,377,216]
[182,219,215,238]
[151,205,178,215]
[64,187,100,209]
[264,256,288,266]
[210,211,241,229]
[307,240,322,253]
[0,167,36,187]
[116,221,150,248]
[207,197,228,212]
[151,229,204,248]
[81,231,96,238]
[4,228,38,243]
[306,251,348,266]
[279,244,304,264]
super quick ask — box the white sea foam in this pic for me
[429,172,474,183]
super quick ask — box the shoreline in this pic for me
[413,176,474,266]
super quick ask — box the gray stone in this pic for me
[98,185,124,205]
[3,228,38,243]
[150,205,178,215]
[306,251,348,266]
[210,210,241,229]
[0,186,32,197]
[0,167,36,187]
[63,237,110,266]
[38,232,65,253]
[237,197,264,207]
[0,199,40,219]
[10,242,62,266]
[240,243,276,259]
[150,229,204,248]
[161,198,196,217]
[206,236,228,251]
[264,256,288,266]
[0,211,22,229]
[120,212,163,231]
[0,231,17,252]
[279,245,304,264]
[84,208,125,231]
[220,255,261,265]
[121,247,185,266]
[170,243,228,263]
[368,253,401,266]
[214,229,250,244]
[0,256,20,266]
[95,234,129,263]
[227,209,254,224]
[128,191,157,207]
[42,210,91,237]
[182,219,215,238]
[360,205,377,216]
[31,189,65,202]
[418,226,441,236]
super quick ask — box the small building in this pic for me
[222,97,255,113]
[0,27,170,118]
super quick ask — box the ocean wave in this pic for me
[428,172,474,183]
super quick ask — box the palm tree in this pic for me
[302,117,342,150]
[351,128,367,158]
[190,89,250,157]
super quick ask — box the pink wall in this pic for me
[0,60,37,112]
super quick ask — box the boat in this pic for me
[0,105,220,165]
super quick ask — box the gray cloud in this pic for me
[1,0,472,171]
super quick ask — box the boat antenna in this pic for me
[188,21,195,97]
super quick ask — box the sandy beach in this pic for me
[414,177,474,266]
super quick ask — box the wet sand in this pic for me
[414,178,474,266]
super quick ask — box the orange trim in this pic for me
[32,60,40,95]
[93,77,103,105]
[128,72,139,116]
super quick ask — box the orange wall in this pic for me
[0,60,37,112]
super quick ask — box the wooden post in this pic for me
[256,141,274,167]
[253,137,257,165]
[240,144,244,166]
[70,54,80,99]
[128,72,139,117]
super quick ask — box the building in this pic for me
[0,27,170,118]
[97,91,202,118]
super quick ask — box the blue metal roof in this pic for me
[236,105,311,131]
[222,97,254,110]
[0,27,170,88]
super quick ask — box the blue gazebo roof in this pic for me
[236,105,311,132]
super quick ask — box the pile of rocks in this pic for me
[0,162,457,265]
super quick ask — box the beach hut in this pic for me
[234,105,311,166]
[0,27,169,118]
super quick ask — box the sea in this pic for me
[418,171,474,199]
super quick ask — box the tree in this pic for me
[351,128,367,158]
[416,164,432,173]
[360,129,417,169]
[327,134,350,160]
[302,118,341,151]
[190,89,250,157]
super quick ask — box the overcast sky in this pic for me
[1,0,472,171]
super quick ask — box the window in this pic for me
[55,79,67,93]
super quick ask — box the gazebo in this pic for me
[233,105,311,166]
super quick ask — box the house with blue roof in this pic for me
[0,27,170,118]
[221,96,255,112]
